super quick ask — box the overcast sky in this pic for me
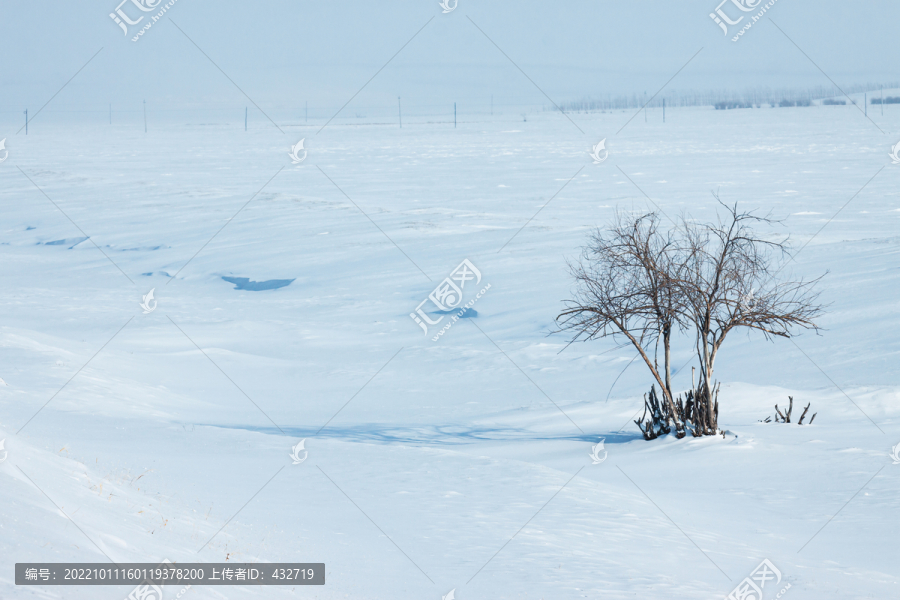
[1,0,896,122]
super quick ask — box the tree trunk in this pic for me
[663,326,673,404]
[661,325,684,437]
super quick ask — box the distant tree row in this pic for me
[556,82,900,112]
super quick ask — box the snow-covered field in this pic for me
[1,102,899,599]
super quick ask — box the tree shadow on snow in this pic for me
[205,423,642,445]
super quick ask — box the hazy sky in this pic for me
[1,0,897,121]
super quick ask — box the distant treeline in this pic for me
[557,82,900,112]
[714,99,814,109]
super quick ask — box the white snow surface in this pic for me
[1,105,899,599]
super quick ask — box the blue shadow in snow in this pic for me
[42,237,89,249]
[434,307,478,318]
[205,424,642,446]
[222,276,295,291]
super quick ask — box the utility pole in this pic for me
[398,97,402,129]
[881,86,884,116]
[143,100,147,133]
[24,109,28,134]
[864,92,867,117]
[244,107,248,131]
[305,101,308,123]
[109,104,112,125]
[663,98,666,123]
[454,102,457,128]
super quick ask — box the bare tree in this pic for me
[556,211,688,437]
[677,200,826,434]
[557,202,826,440]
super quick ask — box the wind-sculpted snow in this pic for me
[1,105,899,599]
